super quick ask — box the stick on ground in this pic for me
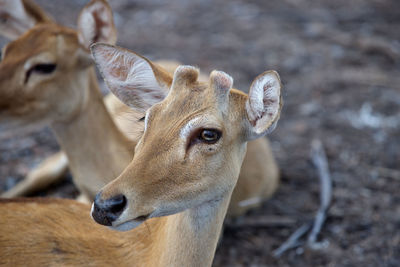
[273,222,311,258]
[307,139,332,248]
[273,139,333,257]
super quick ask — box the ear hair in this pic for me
[91,43,171,112]
[0,0,52,40]
[77,0,117,48]
[245,70,282,140]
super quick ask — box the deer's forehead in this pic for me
[143,89,216,136]
[159,87,214,118]
[3,26,78,61]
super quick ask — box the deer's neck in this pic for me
[51,69,132,198]
[141,195,231,267]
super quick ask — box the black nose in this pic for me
[92,192,127,226]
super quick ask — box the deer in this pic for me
[0,0,279,216]
[0,44,283,266]
[0,0,136,203]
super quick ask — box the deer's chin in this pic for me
[109,219,143,232]
[109,213,151,232]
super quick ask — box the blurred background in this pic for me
[0,0,399,266]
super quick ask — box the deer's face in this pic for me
[0,0,117,138]
[90,45,282,231]
[0,25,92,137]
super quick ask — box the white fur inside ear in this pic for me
[78,10,96,47]
[2,0,35,26]
[78,1,116,47]
[246,71,281,135]
[0,0,36,39]
[93,45,166,111]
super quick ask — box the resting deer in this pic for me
[0,0,136,202]
[0,45,283,266]
[0,0,279,216]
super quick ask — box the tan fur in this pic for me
[0,0,279,217]
[229,138,279,216]
[0,198,229,266]
[0,199,155,266]
[0,49,283,265]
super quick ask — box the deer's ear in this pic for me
[77,0,117,48]
[244,71,282,140]
[91,43,172,112]
[0,0,52,40]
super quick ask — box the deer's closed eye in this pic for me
[25,63,57,84]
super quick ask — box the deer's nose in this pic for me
[91,192,127,226]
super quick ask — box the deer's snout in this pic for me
[91,192,127,226]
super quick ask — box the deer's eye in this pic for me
[138,116,145,122]
[199,129,221,144]
[25,63,57,83]
[31,63,56,74]
[187,128,222,151]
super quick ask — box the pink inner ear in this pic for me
[246,71,281,135]
[109,64,129,81]
[92,45,130,82]
[0,0,36,38]
[78,0,116,47]
[91,5,114,43]
[92,44,169,111]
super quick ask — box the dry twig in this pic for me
[307,139,332,249]
[273,139,332,257]
[273,223,311,258]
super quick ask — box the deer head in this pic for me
[0,0,116,137]
[91,44,283,231]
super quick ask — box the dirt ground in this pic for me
[1,0,399,266]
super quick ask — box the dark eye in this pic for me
[187,128,222,150]
[199,129,221,144]
[25,63,57,83]
[138,116,145,122]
